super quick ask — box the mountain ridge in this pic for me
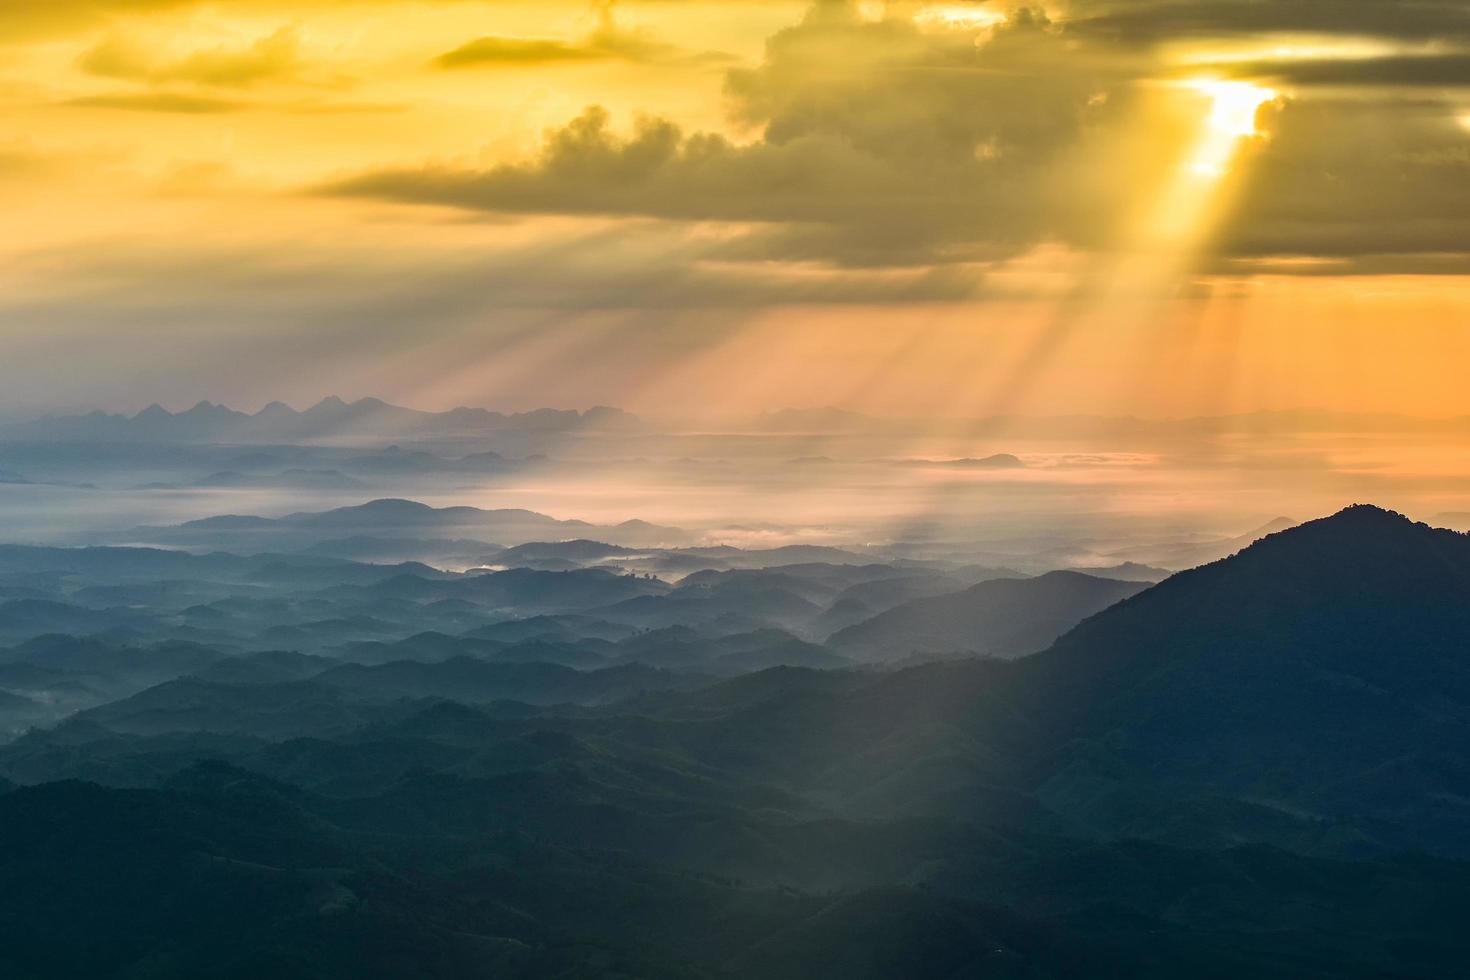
[0,397,643,444]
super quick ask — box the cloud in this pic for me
[435,37,611,67]
[1217,96,1470,260]
[78,27,311,88]
[1218,52,1470,88]
[338,6,1115,266]
[1060,0,1470,43]
[0,0,196,42]
[62,91,405,114]
[434,2,732,69]
[64,26,396,115]
[0,0,493,42]
[325,1,1470,273]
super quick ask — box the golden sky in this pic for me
[3,0,1469,420]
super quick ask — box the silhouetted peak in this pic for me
[1326,503,1413,525]
[182,401,240,420]
[1053,503,1467,662]
[1243,504,1427,552]
[1238,505,1461,573]
[254,400,296,417]
[134,403,170,420]
[1032,569,1126,585]
[306,395,348,413]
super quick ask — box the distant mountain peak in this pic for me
[2,395,643,444]
[351,498,435,514]
[1249,503,1424,550]
[254,401,297,417]
[182,401,241,420]
[1329,502,1412,523]
[1049,501,1467,667]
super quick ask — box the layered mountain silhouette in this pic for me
[1009,504,1470,851]
[3,504,1470,977]
[793,505,1470,852]
[0,397,642,444]
[130,498,693,549]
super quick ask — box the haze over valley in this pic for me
[2,393,1470,977]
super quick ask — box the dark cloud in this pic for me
[1061,0,1470,43]
[1221,52,1470,88]
[316,0,1470,273]
[435,37,612,67]
[1221,96,1470,259]
[434,3,731,69]
[337,6,1118,266]
[0,0,196,42]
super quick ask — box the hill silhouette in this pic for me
[1007,504,1470,851]
[4,505,1470,976]
[829,571,1147,660]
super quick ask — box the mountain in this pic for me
[0,397,643,444]
[1008,504,1470,853]
[1068,561,1172,583]
[782,505,1470,854]
[828,571,1147,661]
[5,505,1470,978]
[131,499,693,549]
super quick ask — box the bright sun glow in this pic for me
[1192,79,1277,138]
[1118,77,1278,282]
[1182,79,1276,178]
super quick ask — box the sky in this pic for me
[3,0,1470,421]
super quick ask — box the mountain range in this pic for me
[3,504,1470,977]
[127,498,694,550]
[0,397,642,445]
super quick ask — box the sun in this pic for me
[1190,79,1277,138]
[1180,79,1277,179]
